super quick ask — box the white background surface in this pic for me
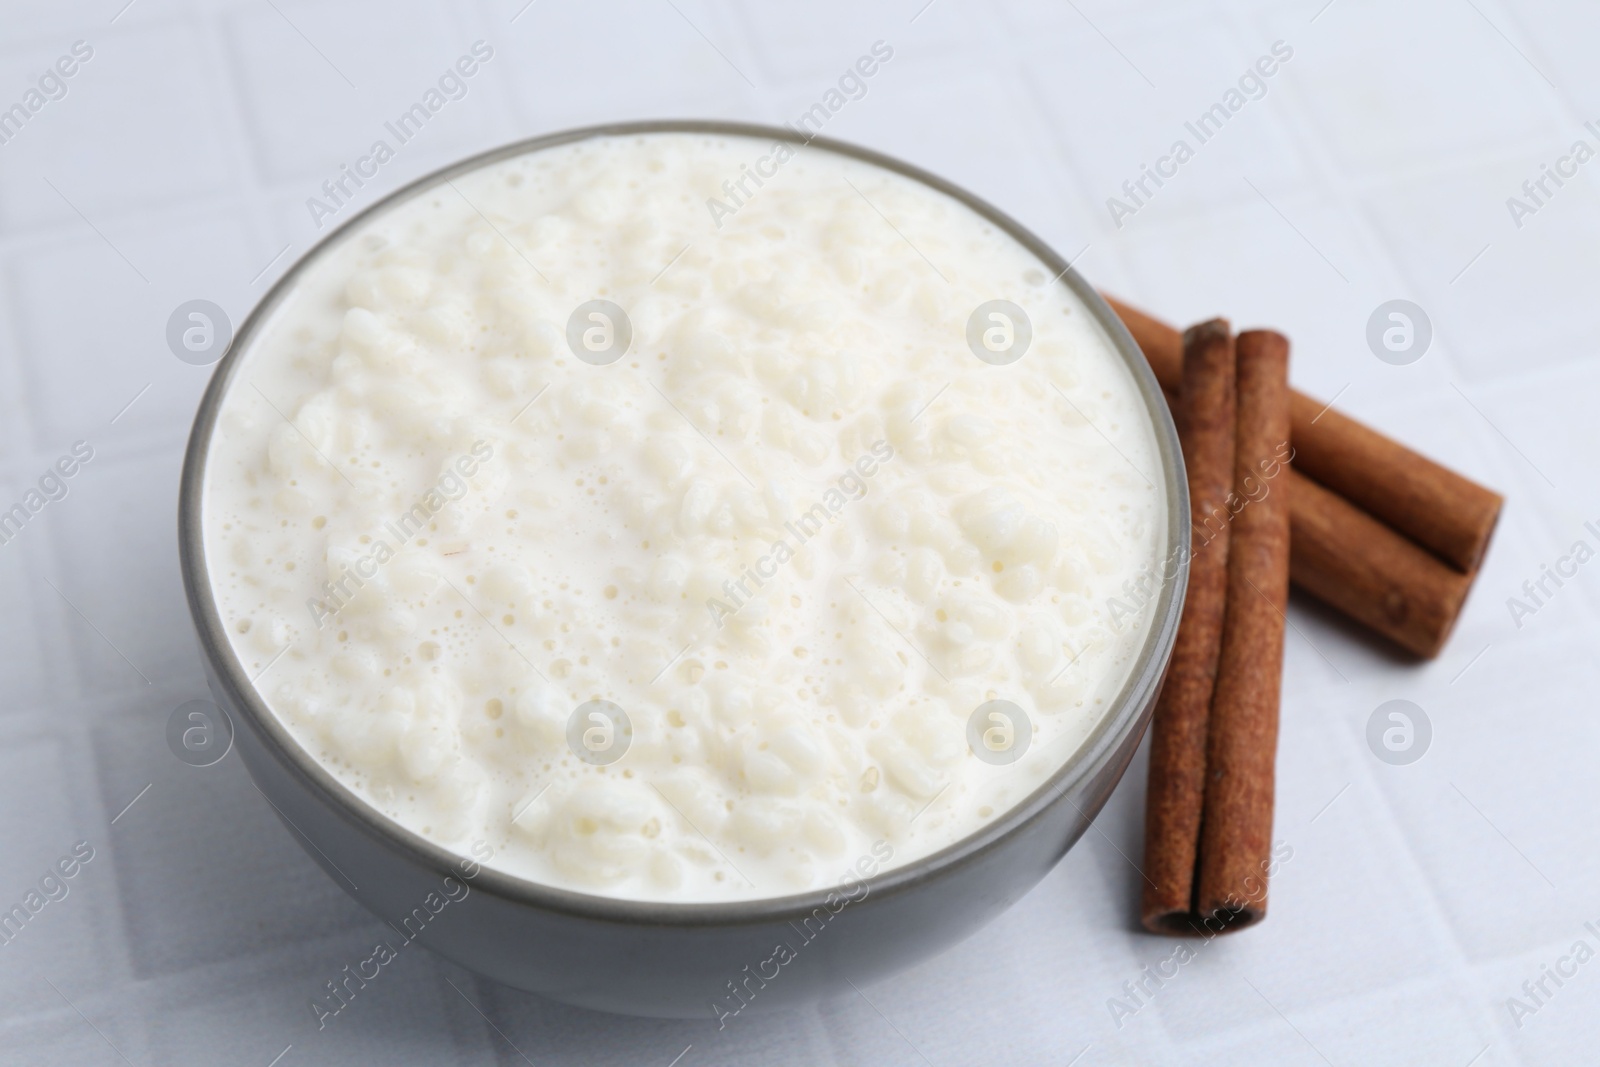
[0,1,1594,1064]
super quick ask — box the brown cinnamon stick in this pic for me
[1103,293,1503,574]
[1195,330,1292,930]
[1141,320,1236,935]
[1289,396,1501,573]
[1286,467,1472,658]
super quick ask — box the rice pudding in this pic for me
[200,132,1165,902]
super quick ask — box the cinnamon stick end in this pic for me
[1203,903,1266,934]
[1182,317,1231,349]
[1141,910,1205,937]
[1140,907,1259,938]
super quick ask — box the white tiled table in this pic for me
[1,1,1595,1063]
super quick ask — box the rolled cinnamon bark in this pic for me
[1285,467,1472,658]
[1289,396,1501,573]
[1195,330,1292,930]
[1141,320,1236,935]
[1102,294,1503,574]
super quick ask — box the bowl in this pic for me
[178,120,1188,1019]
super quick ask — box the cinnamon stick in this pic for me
[1289,396,1501,573]
[1286,467,1472,658]
[1141,320,1236,935]
[1103,293,1503,574]
[1195,330,1292,930]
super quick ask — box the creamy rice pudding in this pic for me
[201,132,1164,901]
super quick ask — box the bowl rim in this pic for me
[178,118,1189,928]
